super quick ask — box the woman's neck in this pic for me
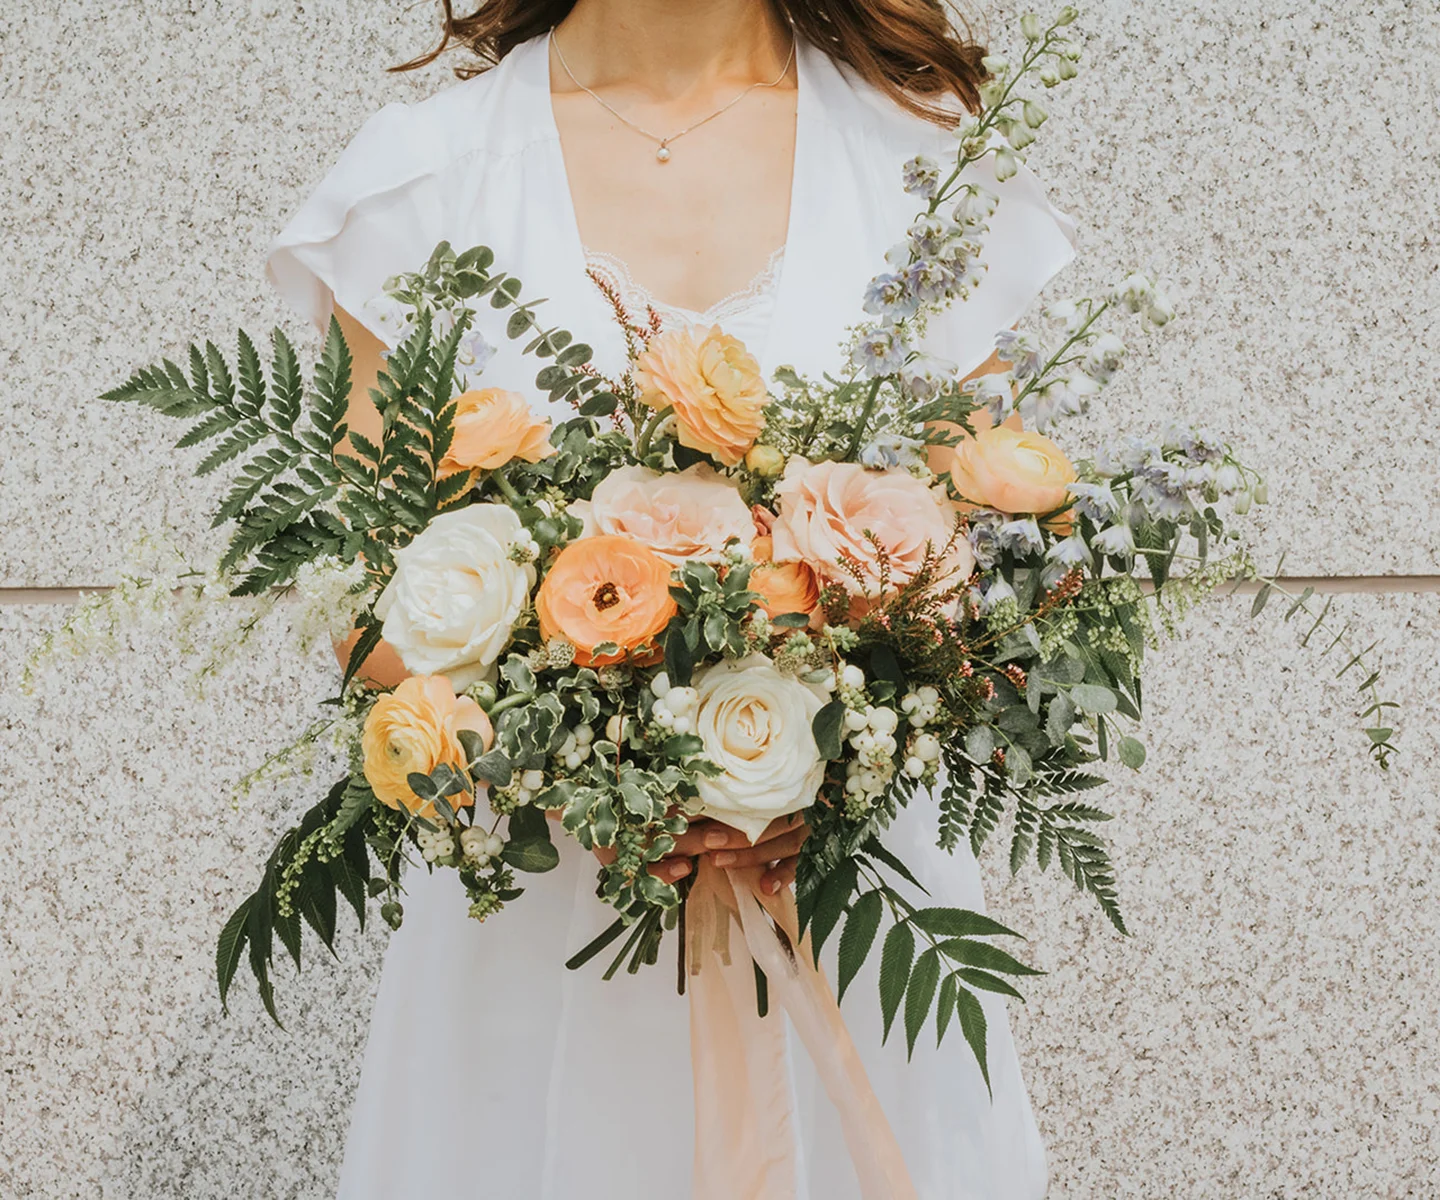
[553,0,793,101]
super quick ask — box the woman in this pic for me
[267,1,1074,1195]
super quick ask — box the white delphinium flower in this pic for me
[863,272,919,322]
[1042,298,1086,335]
[851,327,908,378]
[900,354,958,403]
[901,154,941,199]
[1067,481,1120,522]
[1082,332,1127,383]
[974,576,1017,616]
[953,185,998,230]
[1091,523,1137,558]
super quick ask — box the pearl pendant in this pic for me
[656,144,671,163]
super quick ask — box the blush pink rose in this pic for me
[571,464,757,565]
[769,458,974,600]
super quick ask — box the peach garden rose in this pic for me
[361,674,493,818]
[571,463,755,565]
[438,387,556,476]
[535,535,678,667]
[769,458,974,600]
[633,325,767,467]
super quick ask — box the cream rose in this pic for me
[691,654,830,842]
[570,463,756,565]
[769,458,974,600]
[633,325,767,466]
[375,504,535,687]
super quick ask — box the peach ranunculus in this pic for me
[361,674,494,817]
[633,325,767,467]
[945,411,1077,521]
[770,458,975,600]
[438,388,556,476]
[535,535,678,667]
[749,535,821,626]
[571,463,756,565]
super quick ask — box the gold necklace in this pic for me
[551,29,796,164]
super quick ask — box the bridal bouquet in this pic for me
[64,6,1394,1083]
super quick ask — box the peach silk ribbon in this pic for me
[685,858,919,1200]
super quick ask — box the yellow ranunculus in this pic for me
[946,411,1076,523]
[634,325,767,467]
[361,675,493,817]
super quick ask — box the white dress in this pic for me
[268,33,1075,1200]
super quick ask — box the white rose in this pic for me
[692,654,830,842]
[374,505,535,687]
[570,463,755,565]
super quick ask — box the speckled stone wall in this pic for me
[2,0,1437,1197]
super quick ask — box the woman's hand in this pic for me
[614,813,810,895]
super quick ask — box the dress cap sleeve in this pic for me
[265,101,450,341]
[925,153,1078,375]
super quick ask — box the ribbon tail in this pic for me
[687,860,798,1200]
[736,867,920,1200]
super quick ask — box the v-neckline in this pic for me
[528,31,811,368]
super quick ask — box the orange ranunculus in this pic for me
[633,325,767,467]
[946,410,1076,526]
[439,388,556,476]
[535,535,678,667]
[749,535,821,627]
[361,674,493,817]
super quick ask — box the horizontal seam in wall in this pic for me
[1,577,1438,605]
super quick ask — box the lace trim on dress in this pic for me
[584,245,786,331]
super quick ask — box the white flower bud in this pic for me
[875,733,897,755]
[1040,65,1061,88]
[841,664,866,690]
[485,833,505,859]
[1020,13,1044,41]
[904,757,927,778]
[1056,56,1078,80]
[606,714,627,742]
[900,693,922,714]
[671,715,694,734]
[1231,490,1253,516]
[653,707,675,729]
[563,751,583,770]
[1023,100,1048,129]
[913,733,942,762]
[852,732,876,753]
[650,671,672,698]
[843,708,870,733]
[993,147,1020,182]
[846,777,865,795]
[868,707,899,735]
[515,787,534,805]
[978,79,1007,108]
[1253,481,1269,505]
[917,686,940,706]
[573,723,594,745]
[1056,5,1079,25]
[981,54,1010,75]
[520,769,545,791]
[667,686,698,715]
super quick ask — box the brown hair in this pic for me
[394,0,988,123]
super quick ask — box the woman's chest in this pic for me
[550,89,797,315]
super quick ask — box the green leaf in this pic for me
[769,611,811,628]
[470,749,514,788]
[936,971,958,1046]
[812,699,846,759]
[937,938,1044,976]
[1117,735,1146,769]
[502,838,561,873]
[956,987,990,1094]
[216,896,252,1013]
[909,907,1022,940]
[1070,684,1118,714]
[753,960,769,1019]
[836,890,883,1003]
[859,837,929,894]
[957,967,1025,1000]
[964,725,995,762]
[904,948,941,1058]
[807,859,857,957]
[878,921,915,1043]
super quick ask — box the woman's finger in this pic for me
[760,855,800,895]
[664,817,753,858]
[705,825,809,870]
